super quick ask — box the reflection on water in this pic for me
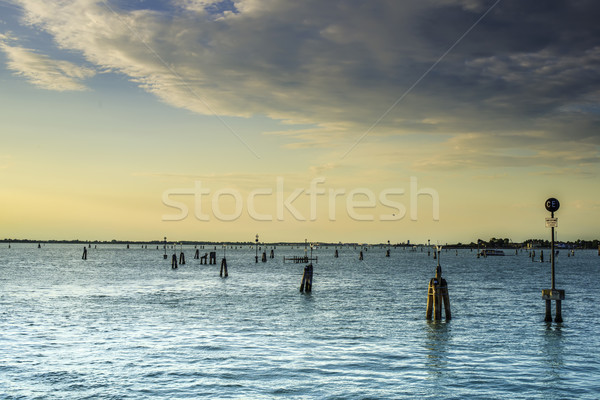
[424,321,451,376]
[543,323,563,380]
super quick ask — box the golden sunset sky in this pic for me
[1,0,598,243]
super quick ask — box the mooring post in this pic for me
[209,252,216,265]
[171,253,178,269]
[220,258,228,277]
[255,234,259,263]
[179,251,185,265]
[163,237,167,259]
[194,249,199,259]
[270,249,274,259]
[359,250,363,261]
[82,246,87,260]
[262,251,267,262]
[334,248,338,258]
[300,264,313,293]
[426,246,451,321]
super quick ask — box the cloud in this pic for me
[0,39,95,91]
[3,0,600,168]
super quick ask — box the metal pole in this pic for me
[551,211,555,290]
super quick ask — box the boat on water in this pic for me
[480,249,505,256]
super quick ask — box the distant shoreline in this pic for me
[2,238,599,249]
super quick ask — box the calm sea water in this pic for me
[1,244,599,399]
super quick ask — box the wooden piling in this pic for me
[386,249,390,257]
[171,254,178,269]
[300,264,313,293]
[82,247,87,260]
[544,299,552,322]
[209,251,216,264]
[179,252,186,265]
[426,247,451,321]
[194,249,200,259]
[440,278,451,320]
[262,251,267,262]
[220,258,228,277]
[334,249,338,258]
[201,253,208,264]
[270,249,274,259]
[359,251,363,260]
[426,279,434,320]
[555,300,562,323]
[433,279,442,320]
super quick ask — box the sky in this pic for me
[0,0,599,244]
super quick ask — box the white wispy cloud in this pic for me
[0,39,95,91]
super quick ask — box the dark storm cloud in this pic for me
[2,0,599,166]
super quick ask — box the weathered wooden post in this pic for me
[179,251,185,265]
[270,249,274,259]
[300,264,313,293]
[334,248,339,258]
[171,253,178,269]
[220,244,228,277]
[426,246,451,321]
[262,251,267,262]
[194,249,200,259]
[542,198,565,323]
[220,258,228,277]
[209,251,216,265]
[82,246,87,260]
[163,237,167,259]
[386,240,390,257]
[255,234,259,263]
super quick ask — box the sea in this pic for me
[1,244,599,399]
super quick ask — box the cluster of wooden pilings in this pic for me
[426,248,451,321]
[300,264,313,293]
